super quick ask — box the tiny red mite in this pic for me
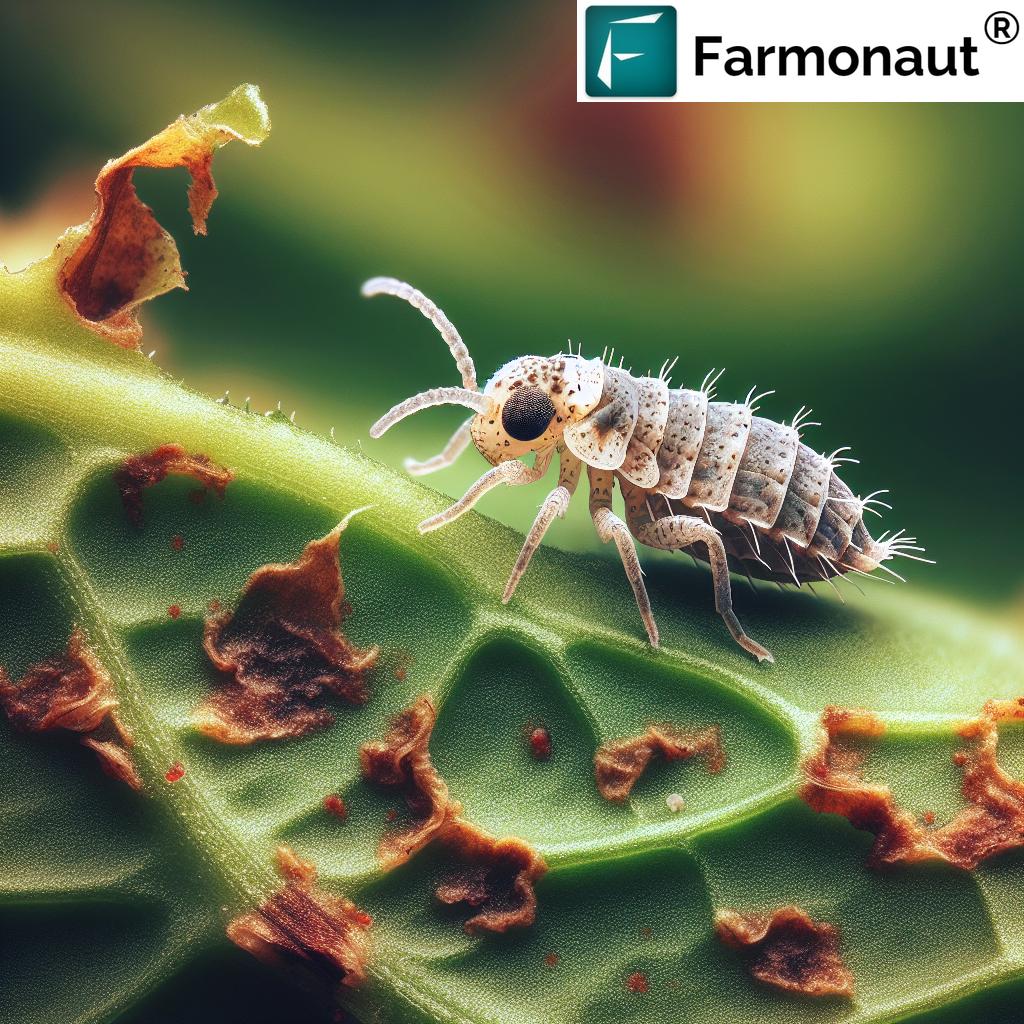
[165,761,185,783]
[323,794,348,820]
[167,604,181,619]
[529,726,552,761]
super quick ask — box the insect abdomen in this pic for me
[723,417,800,530]
[611,374,892,584]
[682,401,752,512]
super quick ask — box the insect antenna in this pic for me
[370,387,492,438]
[362,277,478,390]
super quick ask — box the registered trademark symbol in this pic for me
[985,10,1019,43]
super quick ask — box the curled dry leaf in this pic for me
[435,818,548,935]
[800,700,1024,869]
[715,905,854,998]
[227,846,371,990]
[115,443,233,526]
[0,628,141,790]
[57,83,270,348]
[197,521,378,744]
[359,694,460,869]
[594,724,725,802]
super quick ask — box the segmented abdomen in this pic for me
[603,366,889,584]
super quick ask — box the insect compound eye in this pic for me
[501,385,556,442]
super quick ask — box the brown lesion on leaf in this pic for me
[594,724,725,802]
[197,520,378,744]
[359,695,460,869]
[0,628,142,790]
[361,695,548,933]
[227,845,371,991]
[801,700,1024,870]
[57,84,269,348]
[715,905,854,998]
[434,819,547,935]
[115,443,232,526]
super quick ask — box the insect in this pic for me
[363,277,929,663]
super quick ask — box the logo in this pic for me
[985,10,1019,42]
[585,6,677,97]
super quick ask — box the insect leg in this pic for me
[637,515,773,663]
[404,418,473,477]
[588,467,659,647]
[417,449,554,534]
[502,450,582,602]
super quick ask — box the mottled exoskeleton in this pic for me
[363,277,929,663]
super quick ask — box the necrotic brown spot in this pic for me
[359,695,459,869]
[800,701,1024,870]
[227,846,371,990]
[115,444,232,527]
[0,628,141,791]
[197,522,378,744]
[594,724,725,802]
[57,86,266,348]
[360,696,547,933]
[715,906,854,998]
[434,819,547,935]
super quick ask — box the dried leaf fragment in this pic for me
[198,521,378,744]
[800,700,1024,869]
[58,84,270,347]
[81,737,144,791]
[0,629,141,790]
[594,724,725,802]
[115,443,232,526]
[715,906,854,998]
[434,819,548,935]
[227,846,371,990]
[361,695,547,933]
[0,629,117,734]
[359,695,459,868]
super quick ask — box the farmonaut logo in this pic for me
[585,6,677,96]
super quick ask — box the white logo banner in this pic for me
[578,0,1024,101]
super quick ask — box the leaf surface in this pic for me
[1,87,1023,1024]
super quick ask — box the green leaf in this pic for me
[2,87,1023,1024]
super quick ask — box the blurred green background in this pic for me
[1,0,1022,608]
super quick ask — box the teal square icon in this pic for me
[585,6,677,97]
